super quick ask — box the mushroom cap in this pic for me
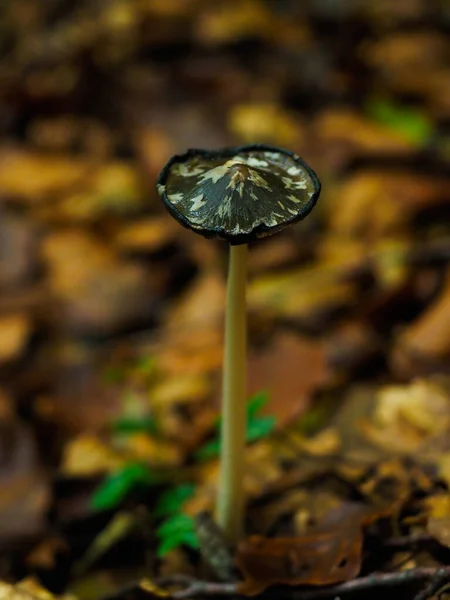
[156,144,321,245]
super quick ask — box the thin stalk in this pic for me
[216,243,248,545]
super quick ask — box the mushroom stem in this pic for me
[216,243,248,545]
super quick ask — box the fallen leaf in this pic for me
[112,216,178,255]
[425,494,450,548]
[229,103,303,147]
[0,578,77,600]
[0,419,50,547]
[0,314,32,365]
[236,524,363,595]
[248,332,333,426]
[249,264,357,329]
[0,211,39,289]
[328,172,449,238]
[393,271,450,375]
[41,230,156,335]
[0,147,92,203]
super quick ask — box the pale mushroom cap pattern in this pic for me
[156,144,321,245]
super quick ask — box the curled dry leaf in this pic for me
[236,523,363,595]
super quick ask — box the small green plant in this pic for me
[93,347,278,554]
[91,462,157,512]
[156,513,199,557]
[154,484,199,557]
[365,98,434,146]
[195,390,276,461]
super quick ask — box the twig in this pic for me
[155,567,450,599]
[382,533,435,550]
[412,570,449,600]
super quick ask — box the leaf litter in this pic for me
[0,1,450,599]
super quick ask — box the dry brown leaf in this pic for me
[61,434,124,477]
[194,0,276,45]
[0,314,32,364]
[41,230,155,335]
[0,420,50,546]
[425,494,450,548]
[315,110,417,158]
[360,379,450,455]
[0,578,76,600]
[249,264,357,327]
[56,162,144,222]
[26,537,68,570]
[236,524,363,595]
[363,32,448,98]
[393,271,450,374]
[113,216,178,255]
[248,332,333,426]
[229,103,303,147]
[0,148,92,202]
[0,211,39,289]
[61,429,182,477]
[328,172,449,237]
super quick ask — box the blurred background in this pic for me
[1,0,450,596]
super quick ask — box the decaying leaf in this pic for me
[0,148,91,203]
[425,494,450,549]
[248,333,333,426]
[0,578,76,600]
[362,379,450,454]
[248,264,357,328]
[393,272,450,375]
[41,230,155,335]
[0,419,50,547]
[229,103,303,147]
[236,523,363,595]
[0,314,32,365]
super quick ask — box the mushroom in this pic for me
[156,144,321,544]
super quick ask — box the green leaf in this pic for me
[365,99,434,146]
[212,390,270,428]
[103,367,125,384]
[246,390,270,420]
[156,513,199,556]
[246,415,276,442]
[194,438,220,461]
[134,356,156,376]
[154,483,196,518]
[195,414,276,462]
[90,462,156,512]
[110,415,157,436]
[157,529,199,557]
[156,513,195,537]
